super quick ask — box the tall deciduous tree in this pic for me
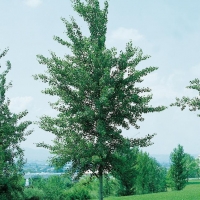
[171,78,200,116]
[0,49,32,199]
[34,0,166,199]
[168,144,187,191]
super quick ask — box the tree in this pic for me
[195,158,200,179]
[135,151,166,194]
[111,147,138,196]
[34,0,166,199]
[168,144,187,190]
[0,49,32,199]
[185,153,199,180]
[112,148,167,196]
[171,78,200,116]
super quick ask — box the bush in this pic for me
[24,188,45,200]
[62,183,91,200]
[27,175,73,200]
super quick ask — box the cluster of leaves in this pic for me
[0,49,32,199]
[171,78,200,116]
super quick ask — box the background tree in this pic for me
[135,151,167,194]
[168,144,187,191]
[24,175,73,200]
[171,78,200,116]
[34,0,166,199]
[185,153,199,180]
[195,158,200,179]
[0,49,32,200]
[111,147,138,196]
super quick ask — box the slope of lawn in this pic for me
[105,180,200,200]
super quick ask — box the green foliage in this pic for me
[171,78,200,117]
[24,188,45,200]
[34,0,166,199]
[83,175,119,198]
[168,144,187,190]
[29,175,72,200]
[25,175,120,200]
[111,147,138,196]
[195,158,200,178]
[111,148,167,196]
[103,175,119,197]
[62,182,91,200]
[135,151,167,194]
[185,153,200,179]
[0,49,32,200]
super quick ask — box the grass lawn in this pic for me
[105,180,200,200]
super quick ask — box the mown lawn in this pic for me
[105,180,200,200]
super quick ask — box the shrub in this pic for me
[62,183,91,200]
[24,188,45,200]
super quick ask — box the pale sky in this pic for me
[1,0,200,155]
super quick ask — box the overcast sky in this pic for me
[1,0,200,155]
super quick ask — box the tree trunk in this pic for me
[99,165,103,200]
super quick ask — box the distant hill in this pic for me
[23,148,199,164]
[150,154,170,164]
[23,148,50,162]
[150,154,199,165]
[23,149,171,163]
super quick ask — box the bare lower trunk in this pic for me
[99,165,103,200]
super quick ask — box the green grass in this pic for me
[105,180,200,200]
